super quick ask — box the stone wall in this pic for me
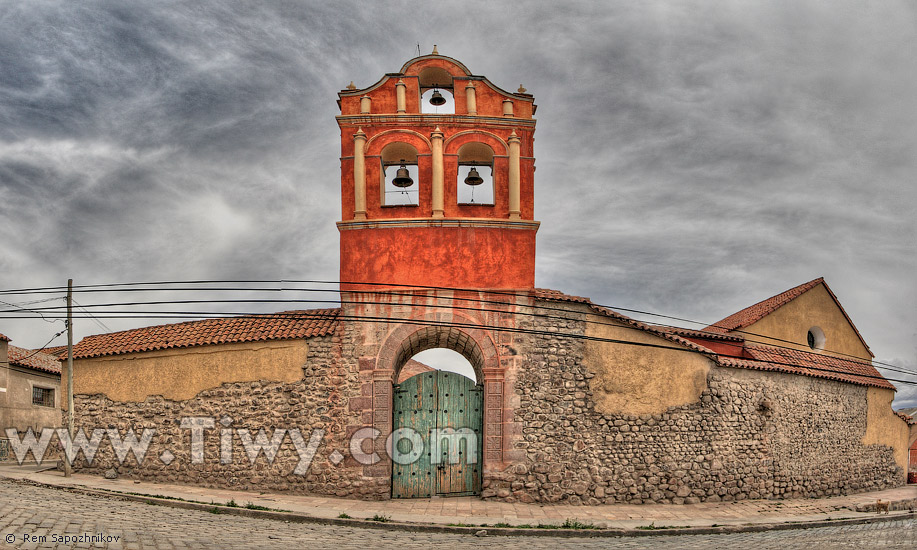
[68,297,903,504]
[490,299,903,504]
[72,333,388,500]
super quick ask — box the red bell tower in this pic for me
[337,48,538,291]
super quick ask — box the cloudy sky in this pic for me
[1,1,915,405]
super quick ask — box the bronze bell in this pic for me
[464,166,484,186]
[429,89,446,106]
[392,164,413,188]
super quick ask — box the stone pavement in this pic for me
[0,463,915,532]
[2,479,915,549]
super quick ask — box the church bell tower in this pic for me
[336,48,538,291]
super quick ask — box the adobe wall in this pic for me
[488,300,904,504]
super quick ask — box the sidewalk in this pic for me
[1,463,914,533]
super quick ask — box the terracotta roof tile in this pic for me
[535,288,893,391]
[42,345,69,359]
[705,278,873,357]
[8,345,62,375]
[652,326,745,342]
[72,309,340,359]
[896,411,915,425]
[0,332,9,342]
[534,289,719,358]
[718,344,893,390]
[705,278,824,333]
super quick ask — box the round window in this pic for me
[807,326,826,350]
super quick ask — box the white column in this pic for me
[395,79,406,114]
[508,130,521,220]
[465,82,477,115]
[360,95,371,114]
[431,127,445,218]
[353,128,367,220]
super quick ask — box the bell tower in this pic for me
[336,48,538,291]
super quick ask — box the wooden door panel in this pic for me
[393,370,483,498]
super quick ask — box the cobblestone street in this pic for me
[0,479,914,549]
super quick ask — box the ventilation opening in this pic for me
[807,326,826,351]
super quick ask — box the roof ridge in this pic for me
[8,344,62,374]
[72,308,341,359]
[704,277,824,333]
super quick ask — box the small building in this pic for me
[0,333,62,460]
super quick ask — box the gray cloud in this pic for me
[1,1,915,405]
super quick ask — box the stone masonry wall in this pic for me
[490,299,902,504]
[72,332,389,500]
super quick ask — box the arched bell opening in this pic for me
[456,142,495,205]
[380,142,419,206]
[419,66,455,114]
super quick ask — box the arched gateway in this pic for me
[381,325,494,497]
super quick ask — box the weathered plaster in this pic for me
[66,340,309,404]
[741,284,871,360]
[584,317,710,415]
[863,386,910,470]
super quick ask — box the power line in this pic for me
[3,288,914,378]
[5,304,914,388]
[1,279,913,379]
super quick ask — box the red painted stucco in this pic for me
[339,224,536,291]
[337,54,538,291]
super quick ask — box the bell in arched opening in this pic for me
[391,163,414,188]
[429,88,446,106]
[464,165,484,186]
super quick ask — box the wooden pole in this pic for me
[64,279,73,477]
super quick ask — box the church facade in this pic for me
[59,51,909,504]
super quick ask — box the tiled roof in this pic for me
[705,277,873,358]
[8,345,62,375]
[705,278,824,333]
[896,411,915,425]
[0,332,9,342]
[535,288,893,391]
[72,309,340,359]
[533,288,592,304]
[717,345,893,390]
[533,289,719,358]
[652,326,745,342]
[42,345,69,359]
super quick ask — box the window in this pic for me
[32,386,54,407]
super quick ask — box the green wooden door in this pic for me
[392,370,483,498]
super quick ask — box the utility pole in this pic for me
[64,279,73,477]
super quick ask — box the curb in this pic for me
[4,475,915,538]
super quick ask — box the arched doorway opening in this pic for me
[390,341,484,498]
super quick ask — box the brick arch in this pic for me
[443,130,509,156]
[379,323,499,384]
[364,129,432,155]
